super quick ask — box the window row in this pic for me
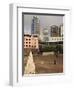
[24,45,36,48]
[24,38,37,41]
[24,42,37,44]
[51,38,63,40]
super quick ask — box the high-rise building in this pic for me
[59,25,63,37]
[31,16,40,36]
[49,25,63,43]
[50,25,59,37]
[39,27,43,41]
[43,28,49,42]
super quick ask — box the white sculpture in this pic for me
[25,51,35,74]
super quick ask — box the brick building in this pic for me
[24,34,39,49]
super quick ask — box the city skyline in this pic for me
[23,14,63,74]
[24,14,63,34]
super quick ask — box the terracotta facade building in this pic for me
[24,34,39,49]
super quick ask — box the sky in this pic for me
[23,14,63,34]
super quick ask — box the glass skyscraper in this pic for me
[31,16,40,35]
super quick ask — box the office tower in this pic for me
[50,25,59,37]
[31,16,40,36]
[43,28,49,42]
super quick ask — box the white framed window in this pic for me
[9,4,71,86]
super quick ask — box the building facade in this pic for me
[31,16,40,36]
[50,25,59,37]
[43,28,49,42]
[24,34,39,49]
[47,25,63,43]
[59,25,63,37]
[49,37,63,42]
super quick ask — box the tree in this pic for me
[54,44,63,57]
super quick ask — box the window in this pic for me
[26,39,28,41]
[26,45,28,47]
[34,46,36,48]
[29,45,31,47]
[26,42,28,44]
[32,45,33,47]
[34,42,36,44]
